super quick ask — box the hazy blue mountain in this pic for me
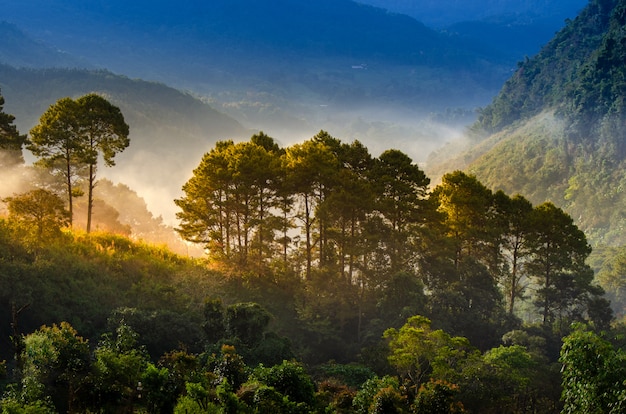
[357,0,589,66]
[356,0,588,27]
[0,21,87,68]
[0,0,517,166]
[0,0,592,224]
[0,0,510,103]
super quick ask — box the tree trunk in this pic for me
[87,163,95,233]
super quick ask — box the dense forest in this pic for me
[0,90,624,413]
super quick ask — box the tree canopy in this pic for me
[28,94,129,231]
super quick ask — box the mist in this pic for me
[0,0,577,234]
[93,100,473,228]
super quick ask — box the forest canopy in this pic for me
[0,93,623,412]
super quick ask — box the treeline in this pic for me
[176,130,611,345]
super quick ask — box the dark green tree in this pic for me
[175,140,234,262]
[560,324,626,414]
[224,302,271,347]
[28,94,129,231]
[492,191,535,315]
[414,379,465,414]
[317,139,374,283]
[176,136,283,269]
[431,171,496,270]
[0,91,27,167]
[90,322,148,412]
[19,322,91,413]
[74,94,129,233]
[527,202,603,326]
[284,133,339,279]
[369,149,429,274]
[29,97,85,227]
[352,375,402,414]
[383,315,477,389]
[251,360,316,407]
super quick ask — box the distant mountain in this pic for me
[0,0,521,168]
[356,0,588,27]
[1,0,506,94]
[356,0,589,71]
[0,65,250,223]
[427,0,626,246]
[0,21,86,68]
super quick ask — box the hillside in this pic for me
[0,65,250,225]
[0,130,614,412]
[427,0,626,247]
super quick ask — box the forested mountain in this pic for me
[427,0,626,247]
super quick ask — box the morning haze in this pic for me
[2,1,625,413]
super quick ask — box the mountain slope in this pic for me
[427,0,626,246]
[475,0,618,133]
[0,21,86,69]
[0,65,250,223]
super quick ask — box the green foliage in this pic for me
[251,360,316,406]
[141,363,176,414]
[370,385,407,414]
[560,324,626,413]
[414,380,465,414]
[4,189,69,248]
[90,323,148,412]
[0,91,27,167]
[213,345,248,390]
[224,302,271,347]
[19,322,90,413]
[318,362,375,389]
[173,394,221,414]
[352,375,401,414]
[0,395,56,414]
[384,316,478,388]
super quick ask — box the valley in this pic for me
[2,1,626,412]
